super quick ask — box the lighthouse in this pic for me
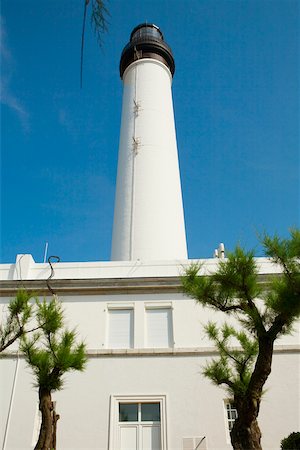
[111,24,188,261]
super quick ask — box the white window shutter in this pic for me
[108,309,133,348]
[146,308,172,348]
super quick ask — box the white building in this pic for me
[1,24,299,450]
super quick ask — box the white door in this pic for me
[119,426,138,450]
[118,403,161,450]
[141,425,161,450]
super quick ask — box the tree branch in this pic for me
[0,329,23,353]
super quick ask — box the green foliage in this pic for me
[182,248,265,336]
[203,322,258,396]
[21,297,87,392]
[0,290,34,352]
[263,229,300,265]
[281,432,300,450]
[215,247,260,301]
[182,248,261,316]
[8,290,32,320]
[80,0,109,88]
[90,0,109,46]
[263,231,300,329]
[182,229,300,401]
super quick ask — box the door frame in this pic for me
[108,394,168,450]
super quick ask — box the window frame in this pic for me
[224,400,238,442]
[109,394,168,450]
[106,304,134,349]
[119,402,161,424]
[144,303,174,348]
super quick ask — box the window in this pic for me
[107,308,134,348]
[225,401,238,431]
[145,307,173,348]
[119,403,161,423]
[109,395,167,450]
[131,25,163,43]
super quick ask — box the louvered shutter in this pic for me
[108,309,133,348]
[146,308,172,348]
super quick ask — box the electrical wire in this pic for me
[46,256,60,297]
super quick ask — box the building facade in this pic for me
[1,24,299,450]
[1,256,299,449]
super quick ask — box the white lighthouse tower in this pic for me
[111,24,188,261]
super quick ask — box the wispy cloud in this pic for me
[0,16,30,132]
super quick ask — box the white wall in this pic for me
[1,257,299,449]
[1,352,299,450]
[43,293,300,349]
[0,255,283,281]
[111,59,187,261]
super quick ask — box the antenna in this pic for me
[43,242,49,263]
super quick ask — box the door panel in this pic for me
[120,425,138,450]
[141,425,161,450]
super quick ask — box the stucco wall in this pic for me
[1,352,299,450]
[1,256,299,449]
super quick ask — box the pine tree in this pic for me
[0,290,34,352]
[182,230,300,450]
[80,0,109,87]
[21,296,87,449]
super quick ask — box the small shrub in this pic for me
[281,432,300,450]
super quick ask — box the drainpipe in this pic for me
[2,351,20,450]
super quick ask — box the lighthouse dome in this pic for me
[120,23,175,78]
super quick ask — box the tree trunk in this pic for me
[52,404,60,449]
[34,388,53,450]
[230,336,275,450]
[231,415,262,450]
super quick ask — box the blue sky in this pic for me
[1,0,299,263]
